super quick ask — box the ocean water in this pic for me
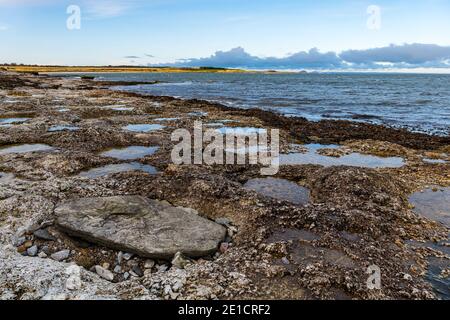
[61,72,450,136]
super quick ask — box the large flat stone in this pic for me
[55,196,226,259]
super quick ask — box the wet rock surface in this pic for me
[55,196,226,259]
[0,71,448,300]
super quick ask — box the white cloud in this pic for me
[0,0,57,6]
[85,1,130,18]
[83,0,148,19]
[164,44,450,70]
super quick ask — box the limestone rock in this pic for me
[51,250,70,262]
[95,265,114,281]
[55,196,226,259]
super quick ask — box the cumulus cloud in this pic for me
[340,43,450,66]
[166,44,450,70]
[173,47,342,69]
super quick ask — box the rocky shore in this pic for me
[0,71,448,300]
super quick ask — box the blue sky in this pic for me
[1,0,450,70]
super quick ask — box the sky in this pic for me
[1,0,450,70]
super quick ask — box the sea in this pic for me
[62,72,450,136]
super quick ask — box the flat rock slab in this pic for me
[55,196,226,259]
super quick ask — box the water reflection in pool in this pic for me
[100,146,159,160]
[79,162,158,178]
[0,144,55,155]
[281,144,405,168]
[244,177,310,205]
[122,124,165,133]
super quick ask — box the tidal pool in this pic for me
[423,158,448,164]
[188,111,208,117]
[102,105,134,111]
[206,120,240,127]
[79,162,158,179]
[0,144,55,156]
[154,117,180,122]
[244,177,310,205]
[0,118,31,125]
[100,146,159,160]
[216,127,266,135]
[122,124,165,133]
[406,240,450,300]
[0,172,15,184]
[280,144,405,168]
[409,187,450,228]
[48,125,80,132]
[408,187,450,300]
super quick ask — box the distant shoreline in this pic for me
[0,65,258,74]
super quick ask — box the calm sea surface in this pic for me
[64,72,450,136]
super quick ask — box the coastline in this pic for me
[0,71,448,300]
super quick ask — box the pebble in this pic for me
[23,240,33,249]
[14,236,27,247]
[50,250,70,261]
[171,252,191,269]
[17,244,28,253]
[123,252,133,261]
[157,264,169,272]
[281,257,290,265]
[27,245,38,257]
[33,229,56,241]
[113,265,122,273]
[123,272,130,280]
[132,265,144,277]
[38,252,47,258]
[117,251,124,264]
[102,262,110,270]
[41,245,50,255]
[95,265,114,281]
[219,242,230,253]
[144,259,155,269]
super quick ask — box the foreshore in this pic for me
[0,71,448,300]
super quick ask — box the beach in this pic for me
[0,71,449,300]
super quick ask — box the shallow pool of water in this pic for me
[100,146,159,160]
[122,124,165,133]
[0,118,31,125]
[406,239,449,300]
[280,144,405,168]
[408,188,449,299]
[79,162,158,178]
[216,127,266,135]
[188,111,208,117]
[102,105,134,111]
[0,144,55,155]
[423,158,448,164]
[409,187,450,228]
[154,117,180,122]
[0,172,15,184]
[48,125,80,132]
[244,177,310,205]
[3,99,21,104]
